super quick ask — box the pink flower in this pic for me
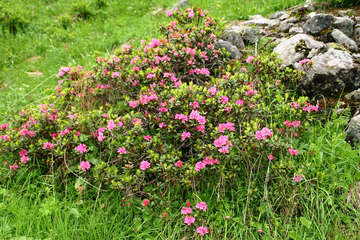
[166,10,172,17]
[19,149,28,157]
[159,122,167,128]
[111,72,120,78]
[107,120,116,131]
[288,148,299,156]
[143,199,150,206]
[133,118,143,126]
[20,156,29,164]
[299,58,312,65]
[143,135,152,141]
[117,147,127,154]
[196,125,205,133]
[43,142,55,150]
[149,38,160,48]
[1,124,8,131]
[218,122,235,133]
[75,144,87,154]
[293,174,303,183]
[175,160,183,168]
[255,127,273,140]
[129,101,137,108]
[268,154,274,161]
[218,96,229,104]
[246,56,255,63]
[175,114,188,123]
[195,161,206,171]
[181,132,191,141]
[0,135,10,141]
[196,226,209,236]
[181,207,192,215]
[195,202,207,212]
[140,161,151,170]
[9,163,18,171]
[214,135,229,147]
[236,99,244,105]
[80,161,90,172]
[184,216,195,225]
[208,86,217,96]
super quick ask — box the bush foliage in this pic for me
[0,8,321,214]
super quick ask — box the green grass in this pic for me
[0,0,303,121]
[1,113,360,239]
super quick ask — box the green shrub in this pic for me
[0,3,29,36]
[71,1,95,21]
[0,8,321,218]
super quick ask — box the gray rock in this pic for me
[345,89,360,102]
[354,27,360,39]
[279,22,293,33]
[333,17,354,37]
[249,14,265,20]
[284,16,299,24]
[338,9,354,17]
[301,48,360,96]
[289,26,304,35]
[331,29,358,52]
[273,34,326,67]
[221,31,245,50]
[225,26,265,44]
[215,40,242,59]
[346,114,360,143]
[356,17,360,24]
[242,17,280,28]
[171,0,189,10]
[270,11,289,20]
[303,13,335,35]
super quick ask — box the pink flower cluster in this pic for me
[1,124,8,131]
[288,148,299,156]
[189,110,206,125]
[181,201,209,236]
[181,132,191,141]
[293,174,303,183]
[214,135,232,154]
[284,120,301,128]
[43,142,55,150]
[19,149,30,164]
[254,127,273,140]
[302,103,319,113]
[218,122,235,132]
[195,156,219,171]
[80,161,91,172]
[117,147,127,154]
[140,160,151,170]
[75,144,87,154]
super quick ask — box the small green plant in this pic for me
[93,0,108,9]
[0,3,29,36]
[57,14,72,29]
[71,1,95,21]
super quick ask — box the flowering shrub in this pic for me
[0,8,320,210]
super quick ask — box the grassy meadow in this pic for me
[1,0,360,239]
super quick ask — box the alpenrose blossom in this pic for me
[195,202,207,212]
[140,161,151,170]
[75,144,87,154]
[181,207,192,215]
[196,226,209,236]
[184,216,195,225]
[117,147,127,154]
[293,174,303,183]
[254,127,273,140]
[80,161,90,172]
[288,148,299,156]
[175,160,183,168]
[143,199,150,206]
